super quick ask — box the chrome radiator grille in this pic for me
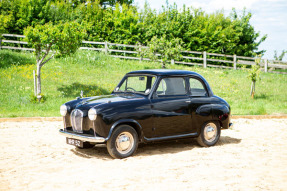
[70,109,84,133]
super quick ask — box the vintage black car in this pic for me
[59,69,232,158]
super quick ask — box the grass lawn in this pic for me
[0,49,286,117]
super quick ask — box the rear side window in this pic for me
[189,78,207,97]
[156,77,186,96]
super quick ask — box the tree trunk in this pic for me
[250,81,255,98]
[36,64,42,96]
[162,61,166,69]
[34,43,53,101]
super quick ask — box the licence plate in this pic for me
[66,138,83,147]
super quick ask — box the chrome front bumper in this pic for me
[59,129,106,143]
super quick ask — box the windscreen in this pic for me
[116,75,156,94]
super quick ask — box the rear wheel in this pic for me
[197,121,220,147]
[107,125,138,159]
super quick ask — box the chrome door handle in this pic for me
[186,100,191,103]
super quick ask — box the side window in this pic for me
[189,78,207,97]
[156,77,186,96]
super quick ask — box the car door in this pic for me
[188,76,213,131]
[150,77,193,137]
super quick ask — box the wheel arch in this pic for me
[106,119,143,142]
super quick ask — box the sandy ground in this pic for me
[0,119,287,191]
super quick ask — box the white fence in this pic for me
[1,33,287,74]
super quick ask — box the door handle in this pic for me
[186,100,191,103]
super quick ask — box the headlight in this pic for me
[60,104,67,116]
[88,108,97,121]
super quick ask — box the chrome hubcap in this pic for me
[116,132,134,154]
[204,123,217,142]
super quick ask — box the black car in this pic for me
[59,69,232,158]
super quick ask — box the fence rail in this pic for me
[1,33,287,74]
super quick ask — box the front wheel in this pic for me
[107,125,138,159]
[197,121,221,147]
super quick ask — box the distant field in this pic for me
[0,49,286,117]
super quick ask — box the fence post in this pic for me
[233,54,237,70]
[264,59,268,73]
[33,70,37,96]
[139,47,143,61]
[104,41,108,54]
[203,51,207,68]
[0,38,2,50]
[171,59,174,65]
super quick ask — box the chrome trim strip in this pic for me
[59,129,106,143]
[144,132,198,142]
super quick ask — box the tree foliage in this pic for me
[0,14,12,38]
[0,0,266,56]
[24,22,85,97]
[274,50,287,61]
[142,35,183,68]
[248,56,261,98]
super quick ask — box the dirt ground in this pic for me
[0,118,287,191]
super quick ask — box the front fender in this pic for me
[105,119,143,141]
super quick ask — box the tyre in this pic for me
[107,125,138,159]
[197,121,221,147]
[76,142,94,149]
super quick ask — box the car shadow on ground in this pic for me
[70,144,111,160]
[136,139,198,156]
[70,136,241,159]
[217,136,242,145]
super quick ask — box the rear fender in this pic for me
[212,104,230,129]
[195,104,230,131]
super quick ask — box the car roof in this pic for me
[125,69,214,96]
[127,69,201,76]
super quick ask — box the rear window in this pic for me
[189,78,207,97]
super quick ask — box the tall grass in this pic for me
[0,49,286,117]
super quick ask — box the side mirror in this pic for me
[145,89,150,94]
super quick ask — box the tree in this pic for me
[248,56,261,98]
[1,1,267,57]
[0,14,12,38]
[100,0,134,7]
[274,50,287,61]
[68,0,134,7]
[143,35,183,68]
[24,22,85,99]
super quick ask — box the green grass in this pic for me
[0,49,286,117]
